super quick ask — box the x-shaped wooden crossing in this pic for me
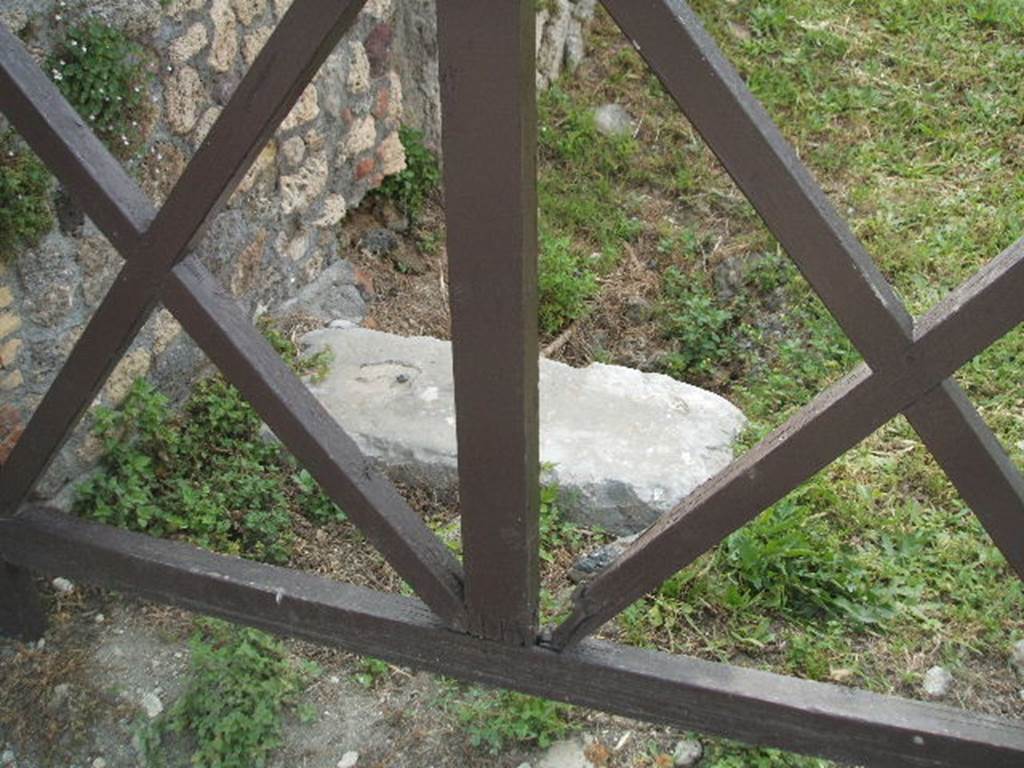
[551,0,1024,648]
[0,0,467,627]
[1,1,1023,765]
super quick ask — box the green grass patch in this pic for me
[451,687,573,755]
[142,620,318,768]
[0,133,53,262]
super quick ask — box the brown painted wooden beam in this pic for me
[436,0,541,644]
[3,507,1024,768]
[0,560,46,642]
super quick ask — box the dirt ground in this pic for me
[0,585,688,768]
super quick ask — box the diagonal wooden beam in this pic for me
[5,507,1024,768]
[551,238,1024,648]
[436,0,541,643]
[904,381,1024,577]
[598,0,1024,582]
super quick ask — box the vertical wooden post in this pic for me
[0,560,46,641]
[437,0,540,644]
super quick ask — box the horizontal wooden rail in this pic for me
[3,507,1024,768]
[553,236,1024,648]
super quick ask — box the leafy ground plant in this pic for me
[453,687,573,754]
[0,133,53,262]
[373,126,440,222]
[49,20,149,156]
[142,620,318,768]
[75,333,345,563]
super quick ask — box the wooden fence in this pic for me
[2,1,1023,764]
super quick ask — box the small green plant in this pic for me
[374,126,440,221]
[0,133,53,261]
[701,737,832,768]
[352,656,390,688]
[49,20,148,156]
[454,688,573,754]
[259,319,335,383]
[658,267,739,380]
[75,325,346,562]
[538,230,598,335]
[539,480,582,563]
[717,486,895,626]
[143,620,318,768]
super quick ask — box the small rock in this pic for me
[359,228,401,258]
[52,683,71,707]
[329,675,341,684]
[672,738,703,767]
[1011,639,1024,674]
[922,666,954,699]
[569,536,637,581]
[538,739,593,768]
[337,752,359,768]
[94,613,106,624]
[2,748,15,765]
[141,691,164,719]
[92,758,108,768]
[593,103,635,138]
[51,577,75,594]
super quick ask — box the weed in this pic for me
[658,267,740,381]
[701,738,832,767]
[352,656,391,688]
[454,688,573,754]
[374,126,440,222]
[538,230,598,335]
[142,620,317,768]
[49,20,149,156]
[0,133,53,262]
[539,480,583,564]
[75,329,345,562]
[716,486,895,626]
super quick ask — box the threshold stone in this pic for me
[301,328,746,534]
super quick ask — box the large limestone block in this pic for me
[302,328,746,534]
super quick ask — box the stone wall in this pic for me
[0,0,596,500]
[393,0,597,149]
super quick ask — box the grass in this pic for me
[140,620,319,768]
